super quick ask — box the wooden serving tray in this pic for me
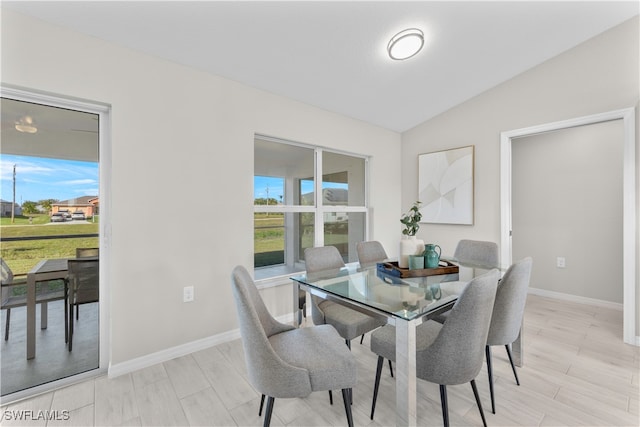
[376,260,459,278]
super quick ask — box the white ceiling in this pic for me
[1,98,99,162]
[2,1,639,132]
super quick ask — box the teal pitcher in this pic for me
[423,244,441,268]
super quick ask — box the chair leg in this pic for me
[4,308,10,341]
[505,344,520,385]
[68,304,74,351]
[439,385,449,427]
[263,396,275,427]
[486,345,495,414]
[258,394,265,416]
[388,360,394,378]
[370,355,384,420]
[65,302,69,344]
[471,379,487,427]
[64,280,69,343]
[341,388,354,427]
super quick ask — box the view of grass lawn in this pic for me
[0,215,99,274]
[0,214,51,226]
[254,213,348,267]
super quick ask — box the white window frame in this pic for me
[254,134,369,281]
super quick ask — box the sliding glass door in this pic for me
[0,96,101,397]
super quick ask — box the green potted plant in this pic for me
[400,201,422,236]
[399,201,425,268]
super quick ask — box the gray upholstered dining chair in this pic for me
[356,240,388,268]
[355,240,395,372]
[231,265,356,427]
[453,239,499,266]
[430,238,499,324]
[369,269,499,427]
[66,258,99,351]
[73,248,99,322]
[485,256,533,414]
[1,258,66,341]
[305,246,386,350]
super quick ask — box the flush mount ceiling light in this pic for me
[387,28,424,60]
[15,115,37,134]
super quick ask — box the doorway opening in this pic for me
[500,108,637,346]
[0,86,111,401]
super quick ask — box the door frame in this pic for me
[500,108,637,346]
[1,84,112,395]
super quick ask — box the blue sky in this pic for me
[0,154,98,204]
[254,176,312,201]
[254,176,346,202]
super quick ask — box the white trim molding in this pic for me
[528,287,623,311]
[108,312,295,378]
[500,108,637,346]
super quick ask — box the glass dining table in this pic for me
[291,259,516,427]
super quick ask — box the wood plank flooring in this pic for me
[1,294,638,426]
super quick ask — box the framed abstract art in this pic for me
[418,145,474,225]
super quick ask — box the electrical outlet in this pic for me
[557,257,566,268]
[183,286,194,302]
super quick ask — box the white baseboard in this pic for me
[528,287,623,311]
[108,312,295,379]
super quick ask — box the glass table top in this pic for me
[291,261,497,321]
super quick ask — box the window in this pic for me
[254,136,368,280]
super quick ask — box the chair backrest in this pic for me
[76,247,99,258]
[417,269,499,386]
[0,258,13,305]
[304,246,346,325]
[304,246,345,273]
[231,265,311,398]
[356,241,388,267]
[454,240,499,267]
[0,258,14,285]
[67,259,99,305]
[487,257,533,346]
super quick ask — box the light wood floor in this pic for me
[1,294,638,426]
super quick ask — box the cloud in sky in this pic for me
[0,155,98,203]
[59,179,97,186]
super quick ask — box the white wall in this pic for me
[401,17,639,331]
[512,121,624,303]
[1,9,402,365]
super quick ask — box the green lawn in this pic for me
[254,214,348,266]
[1,217,99,274]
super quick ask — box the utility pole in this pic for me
[11,164,16,223]
[265,185,269,217]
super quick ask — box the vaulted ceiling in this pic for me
[2,1,638,133]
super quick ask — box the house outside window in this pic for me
[254,136,368,280]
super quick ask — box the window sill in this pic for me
[255,273,301,290]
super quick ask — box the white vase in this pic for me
[399,236,425,268]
